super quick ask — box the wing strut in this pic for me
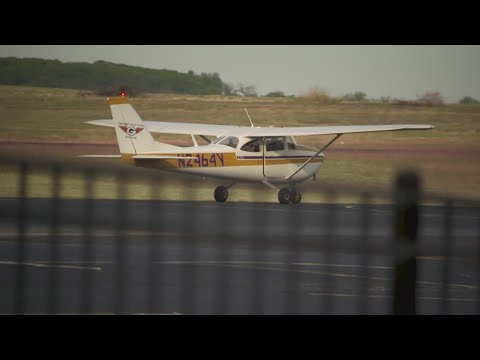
[285,134,342,181]
[262,137,266,177]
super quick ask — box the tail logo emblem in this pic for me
[119,124,144,136]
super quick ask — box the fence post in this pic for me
[393,171,419,315]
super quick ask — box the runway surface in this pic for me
[0,198,479,314]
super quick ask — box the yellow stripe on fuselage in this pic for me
[121,152,324,169]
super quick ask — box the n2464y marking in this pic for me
[177,153,224,168]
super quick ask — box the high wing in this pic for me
[244,124,434,137]
[87,120,433,137]
[87,119,243,137]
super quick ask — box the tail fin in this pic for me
[108,95,179,154]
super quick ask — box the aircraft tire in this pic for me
[290,189,302,204]
[278,188,291,204]
[214,186,228,202]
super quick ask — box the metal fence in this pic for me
[0,154,479,315]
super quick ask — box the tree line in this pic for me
[0,57,230,96]
[1,58,478,104]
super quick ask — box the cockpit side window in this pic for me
[240,139,261,152]
[219,136,239,149]
[212,136,226,144]
[265,137,285,151]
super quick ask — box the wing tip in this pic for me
[78,155,121,158]
[86,119,115,127]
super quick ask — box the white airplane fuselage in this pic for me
[121,136,324,184]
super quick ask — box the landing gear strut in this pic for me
[278,187,302,204]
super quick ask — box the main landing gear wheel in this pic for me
[278,188,291,204]
[278,188,302,204]
[214,186,228,202]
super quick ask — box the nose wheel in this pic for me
[278,188,302,204]
[214,185,229,202]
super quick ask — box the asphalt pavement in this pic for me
[0,198,478,314]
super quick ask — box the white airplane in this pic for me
[83,94,433,204]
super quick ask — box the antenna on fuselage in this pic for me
[244,108,254,127]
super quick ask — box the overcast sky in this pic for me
[1,45,479,102]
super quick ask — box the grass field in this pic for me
[0,85,479,202]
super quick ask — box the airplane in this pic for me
[83,93,434,204]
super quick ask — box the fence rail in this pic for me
[0,154,479,315]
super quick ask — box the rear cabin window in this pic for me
[219,136,239,149]
[240,139,261,152]
[287,136,296,149]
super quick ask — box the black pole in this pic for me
[393,171,419,315]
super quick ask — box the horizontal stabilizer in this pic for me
[131,155,196,160]
[87,119,114,127]
[78,155,121,158]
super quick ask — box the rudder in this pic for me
[108,95,158,154]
